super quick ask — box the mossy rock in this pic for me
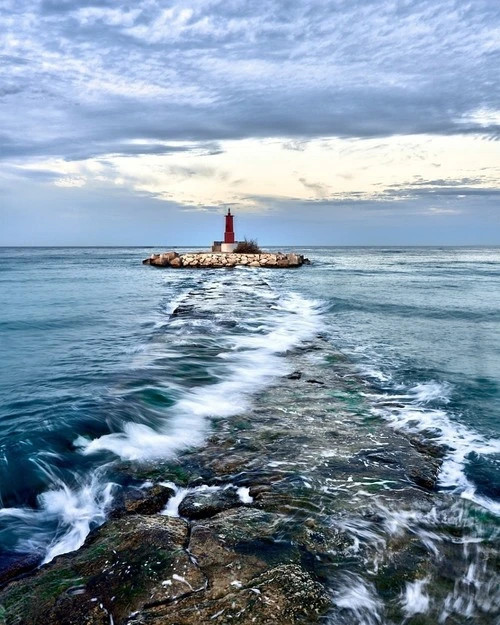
[0,516,196,625]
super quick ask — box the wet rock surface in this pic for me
[0,516,194,625]
[111,484,175,517]
[0,552,40,587]
[177,485,243,519]
[1,340,499,624]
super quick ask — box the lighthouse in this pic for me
[224,209,235,244]
[213,209,238,253]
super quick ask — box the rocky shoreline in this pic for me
[0,337,498,625]
[143,251,309,268]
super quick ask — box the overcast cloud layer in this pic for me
[1,0,499,245]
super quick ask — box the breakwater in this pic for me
[143,251,309,268]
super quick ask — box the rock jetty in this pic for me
[143,251,309,268]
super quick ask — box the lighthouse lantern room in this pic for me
[212,209,238,253]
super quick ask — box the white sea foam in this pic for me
[237,486,253,504]
[40,479,115,563]
[410,381,452,404]
[369,380,500,516]
[329,574,384,625]
[0,507,33,520]
[160,483,189,517]
[78,282,322,462]
[0,474,115,564]
[401,578,431,616]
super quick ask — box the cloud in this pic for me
[427,207,462,215]
[283,141,308,152]
[0,164,63,182]
[1,1,500,245]
[385,176,500,200]
[53,175,86,187]
[298,177,330,198]
[1,0,500,163]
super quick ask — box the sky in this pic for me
[0,0,499,246]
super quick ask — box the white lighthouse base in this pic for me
[221,243,238,253]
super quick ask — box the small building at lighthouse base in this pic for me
[212,241,238,252]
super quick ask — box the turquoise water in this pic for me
[0,246,499,561]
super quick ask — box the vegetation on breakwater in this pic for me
[234,238,262,254]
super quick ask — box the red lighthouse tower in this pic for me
[213,209,238,252]
[224,209,235,244]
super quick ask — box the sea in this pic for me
[0,246,499,622]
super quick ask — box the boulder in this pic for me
[147,251,180,267]
[178,486,243,520]
[111,484,174,517]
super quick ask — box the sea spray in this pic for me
[0,473,115,563]
[401,578,431,617]
[329,573,384,625]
